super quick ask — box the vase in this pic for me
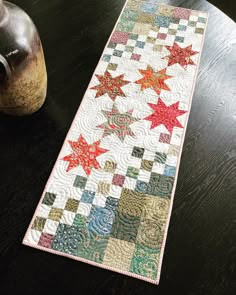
[0,0,47,115]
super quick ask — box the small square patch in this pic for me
[188,20,197,27]
[175,36,184,42]
[48,208,63,222]
[146,36,156,44]
[164,165,176,177]
[125,45,134,52]
[74,175,87,189]
[98,182,111,195]
[131,53,141,61]
[112,174,125,187]
[195,27,204,34]
[126,166,139,179]
[108,42,117,49]
[168,28,177,35]
[104,160,117,173]
[102,54,111,62]
[141,160,153,172]
[136,41,145,48]
[157,33,167,40]
[32,216,46,232]
[81,190,95,204]
[155,152,167,164]
[132,147,144,158]
[178,24,187,31]
[42,192,56,206]
[153,44,163,52]
[107,63,118,71]
[111,31,129,45]
[159,133,171,144]
[135,180,148,193]
[38,233,54,248]
[129,33,139,40]
[113,49,123,57]
[65,198,79,212]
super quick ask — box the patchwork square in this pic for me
[117,20,135,32]
[107,63,118,71]
[157,33,167,40]
[112,174,125,187]
[81,190,95,203]
[159,133,171,144]
[132,147,144,158]
[65,198,79,212]
[131,53,141,61]
[103,161,117,173]
[154,15,171,28]
[155,152,167,164]
[42,192,56,206]
[130,245,160,280]
[32,216,46,232]
[110,31,129,45]
[74,175,87,189]
[88,206,115,236]
[173,7,191,20]
[111,212,141,242]
[158,5,175,17]
[97,182,110,195]
[113,49,123,57]
[38,233,54,248]
[102,54,111,62]
[48,208,63,222]
[103,238,135,270]
[126,166,139,179]
[141,159,153,172]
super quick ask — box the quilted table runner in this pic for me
[23,0,208,284]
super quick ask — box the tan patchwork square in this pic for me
[195,27,204,34]
[132,23,151,35]
[136,217,165,249]
[126,0,141,11]
[65,198,79,212]
[153,44,163,52]
[168,144,180,156]
[32,216,46,232]
[142,195,170,224]
[104,160,117,173]
[158,5,175,17]
[137,12,155,24]
[98,181,110,195]
[48,208,63,221]
[103,238,135,271]
[118,188,146,217]
[107,63,118,71]
[141,159,153,171]
[146,36,156,44]
[168,28,177,35]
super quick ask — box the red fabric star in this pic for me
[144,99,187,133]
[91,71,129,101]
[136,65,173,95]
[164,42,199,69]
[62,135,108,175]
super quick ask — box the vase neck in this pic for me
[0,1,6,20]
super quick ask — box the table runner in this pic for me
[23,0,207,284]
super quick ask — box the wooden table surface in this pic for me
[0,0,235,294]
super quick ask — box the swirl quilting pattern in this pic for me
[23,0,207,284]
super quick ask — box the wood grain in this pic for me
[0,0,235,294]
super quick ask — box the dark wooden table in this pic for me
[0,0,235,294]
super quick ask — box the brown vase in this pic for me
[0,0,47,115]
